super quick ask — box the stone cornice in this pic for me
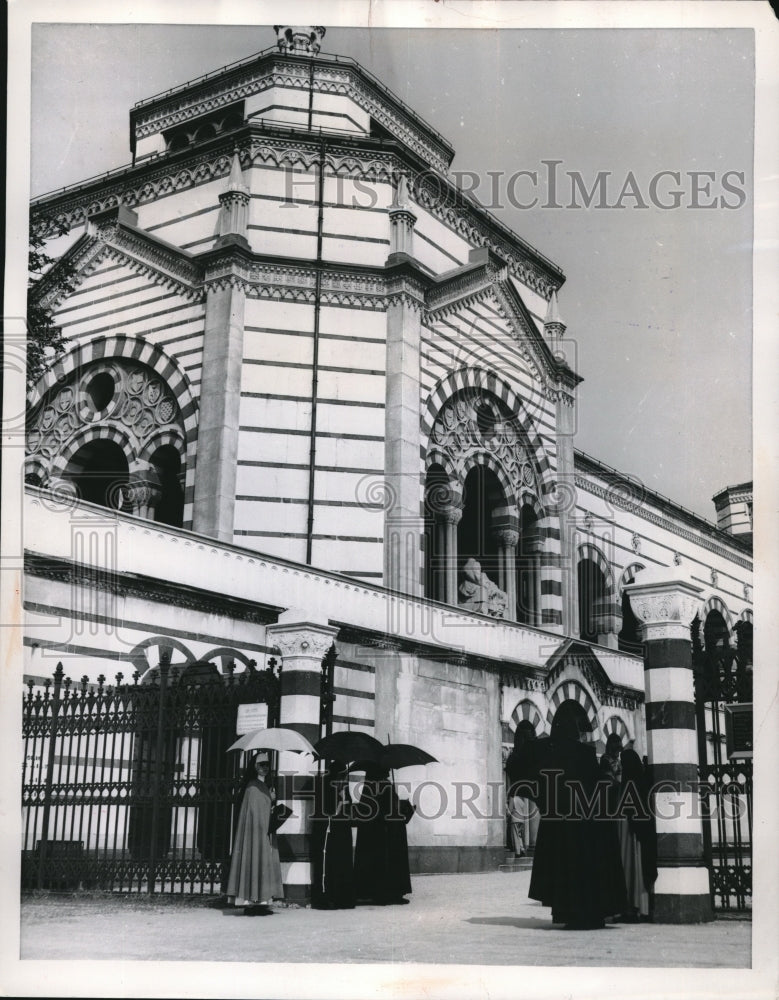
[130,50,455,174]
[24,552,281,625]
[574,456,753,570]
[31,130,563,301]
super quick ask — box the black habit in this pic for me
[353,767,414,905]
[310,764,356,910]
[509,731,626,928]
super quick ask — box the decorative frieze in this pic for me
[575,475,753,571]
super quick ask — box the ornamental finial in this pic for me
[274,25,326,56]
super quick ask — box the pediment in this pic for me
[426,251,581,393]
[32,207,203,312]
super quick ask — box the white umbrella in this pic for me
[227,726,316,754]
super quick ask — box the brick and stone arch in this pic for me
[26,335,198,527]
[546,679,600,743]
[603,713,632,744]
[700,595,735,635]
[576,541,621,647]
[508,698,546,737]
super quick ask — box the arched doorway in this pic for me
[64,439,130,511]
[552,698,593,742]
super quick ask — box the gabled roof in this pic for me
[427,248,581,393]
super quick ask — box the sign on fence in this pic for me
[236,702,268,735]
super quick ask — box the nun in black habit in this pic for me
[353,764,415,905]
[510,714,626,929]
[310,760,356,910]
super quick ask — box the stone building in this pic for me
[23,26,752,910]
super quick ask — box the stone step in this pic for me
[499,853,534,873]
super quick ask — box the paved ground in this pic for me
[20,870,750,968]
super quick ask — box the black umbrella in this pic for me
[314,731,384,763]
[351,743,438,772]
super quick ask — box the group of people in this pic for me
[506,717,657,929]
[226,754,415,915]
[228,720,657,928]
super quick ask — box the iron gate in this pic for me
[22,655,280,895]
[692,619,753,911]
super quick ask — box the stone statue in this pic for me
[458,558,508,619]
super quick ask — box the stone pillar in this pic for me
[388,175,417,256]
[383,270,426,597]
[440,505,463,606]
[625,571,712,923]
[192,267,246,541]
[266,610,339,905]
[495,528,518,622]
[192,155,250,542]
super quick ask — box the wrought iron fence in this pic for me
[692,621,753,912]
[22,656,280,895]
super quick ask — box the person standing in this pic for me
[310,759,356,910]
[600,734,657,921]
[226,752,284,915]
[353,764,415,905]
[505,722,540,856]
[512,714,626,929]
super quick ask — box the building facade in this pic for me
[23,26,752,905]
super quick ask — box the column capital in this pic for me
[625,573,703,643]
[438,505,464,526]
[494,527,519,549]
[266,613,340,661]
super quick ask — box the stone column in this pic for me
[124,464,162,519]
[440,505,463,606]
[494,528,519,622]
[191,267,246,542]
[266,610,340,905]
[625,571,712,923]
[383,270,426,598]
[192,154,250,542]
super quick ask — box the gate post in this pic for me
[625,569,712,923]
[266,611,339,904]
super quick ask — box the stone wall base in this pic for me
[653,893,714,924]
[408,846,506,874]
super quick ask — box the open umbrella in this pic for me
[351,743,438,772]
[314,731,384,763]
[227,727,316,754]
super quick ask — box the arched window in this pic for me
[65,439,130,511]
[458,465,504,591]
[578,558,607,644]
[150,444,184,527]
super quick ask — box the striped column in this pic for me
[625,573,712,923]
[266,611,339,904]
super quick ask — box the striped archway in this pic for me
[618,562,646,593]
[508,698,546,737]
[547,679,600,742]
[603,714,632,744]
[701,595,734,632]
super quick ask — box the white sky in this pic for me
[30,23,754,521]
